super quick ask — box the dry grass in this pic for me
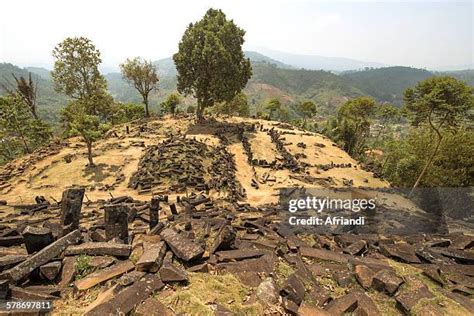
[160,272,263,315]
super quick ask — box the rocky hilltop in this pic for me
[0,115,472,315]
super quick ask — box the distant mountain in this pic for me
[25,66,50,80]
[257,48,388,71]
[2,54,472,123]
[341,66,474,104]
[244,51,293,69]
[342,67,434,103]
[437,69,474,86]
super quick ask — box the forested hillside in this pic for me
[0,63,68,122]
[341,67,434,103]
[2,59,472,123]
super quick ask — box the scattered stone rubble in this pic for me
[0,186,472,315]
[128,134,245,199]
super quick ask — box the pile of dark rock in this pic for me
[208,144,246,201]
[128,135,210,194]
[128,134,246,200]
[267,128,302,172]
[0,187,473,315]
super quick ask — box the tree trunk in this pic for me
[86,141,94,167]
[409,134,442,197]
[196,103,204,122]
[143,94,150,117]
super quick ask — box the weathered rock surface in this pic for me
[160,228,204,261]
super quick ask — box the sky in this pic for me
[0,0,472,69]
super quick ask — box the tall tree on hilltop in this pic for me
[52,37,114,166]
[173,8,252,121]
[404,76,473,195]
[120,57,159,117]
[51,37,107,101]
[61,97,112,167]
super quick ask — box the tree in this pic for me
[61,100,111,167]
[52,36,115,166]
[297,100,317,122]
[51,37,107,101]
[337,97,376,156]
[373,103,400,146]
[173,8,252,120]
[161,93,181,115]
[2,73,38,119]
[0,96,51,159]
[115,103,146,123]
[265,98,281,119]
[120,57,159,117]
[404,76,473,195]
[214,92,249,117]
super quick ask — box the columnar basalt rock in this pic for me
[60,187,85,235]
[22,226,54,254]
[104,204,129,242]
[149,196,160,229]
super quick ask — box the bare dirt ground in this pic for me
[0,115,388,206]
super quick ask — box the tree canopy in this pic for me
[336,96,376,156]
[51,37,107,100]
[161,93,181,115]
[173,8,252,119]
[403,76,473,193]
[120,57,159,117]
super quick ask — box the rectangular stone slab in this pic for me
[64,242,132,257]
[300,247,349,263]
[10,285,57,300]
[59,256,76,288]
[136,241,167,272]
[75,260,135,291]
[84,274,165,315]
[216,249,265,262]
[1,229,81,282]
[160,228,204,261]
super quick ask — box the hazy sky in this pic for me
[0,0,472,69]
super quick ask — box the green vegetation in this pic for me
[51,37,107,100]
[52,37,114,167]
[324,97,376,156]
[342,66,434,103]
[120,57,159,117]
[0,95,51,163]
[160,93,181,115]
[173,8,252,120]
[404,76,473,193]
[75,255,93,280]
[114,103,146,123]
[213,92,250,117]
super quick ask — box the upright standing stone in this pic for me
[22,226,54,254]
[169,203,178,215]
[150,197,160,230]
[60,187,85,235]
[104,204,129,242]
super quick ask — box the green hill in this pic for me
[2,57,472,123]
[341,66,434,104]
